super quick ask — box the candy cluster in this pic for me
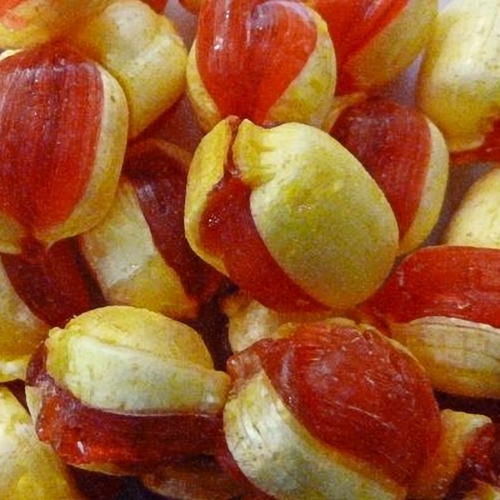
[1,0,500,499]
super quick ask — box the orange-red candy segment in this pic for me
[331,97,431,238]
[200,175,328,313]
[241,321,441,487]
[0,42,128,259]
[196,0,317,124]
[0,44,101,237]
[1,238,105,328]
[361,245,500,329]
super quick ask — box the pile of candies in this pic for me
[2,0,500,498]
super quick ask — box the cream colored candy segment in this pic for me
[418,0,500,152]
[390,316,500,398]
[71,0,187,138]
[410,409,492,500]
[186,40,222,133]
[399,119,449,254]
[40,64,128,248]
[224,371,404,500]
[233,120,398,309]
[223,292,334,353]
[344,0,438,91]
[45,306,231,413]
[444,168,500,247]
[48,306,214,367]
[0,387,83,499]
[47,333,230,413]
[264,7,336,131]
[184,118,233,274]
[0,0,115,49]
[80,179,198,319]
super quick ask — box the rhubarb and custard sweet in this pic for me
[304,0,438,94]
[418,0,500,166]
[25,305,231,474]
[218,319,441,500]
[70,0,188,138]
[186,0,336,132]
[0,386,84,499]
[185,117,399,313]
[361,245,500,399]
[330,97,449,254]
[0,42,128,258]
[79,139,223,320]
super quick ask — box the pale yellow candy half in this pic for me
[45,306,230,413]
[71,0,188,138]
[80,178,199,320]
[418,0,500,153]
[235,120,399,310]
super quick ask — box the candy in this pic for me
[70,0,188,138]
[361,245,500,399]
[220,319,441,499]
[185,117,398,312]
[305,0,438,94]
[186,0,336,131]
[0,0,115,48]
[330,96,449,254]
[2,0,500,498]
[0,386,83,498]
[25,306,231,473]
[80,138,223,320]
[0,42,128,258]
[418,0,500,165]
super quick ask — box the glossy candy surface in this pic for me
[222,320,442,498]
[2,0,500,499]
[0,42,128,258]
[362,245,500,329]
[197,0,316,121]
[188,0,336,131]
[186,118,399,312]
[331,97,449,254]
